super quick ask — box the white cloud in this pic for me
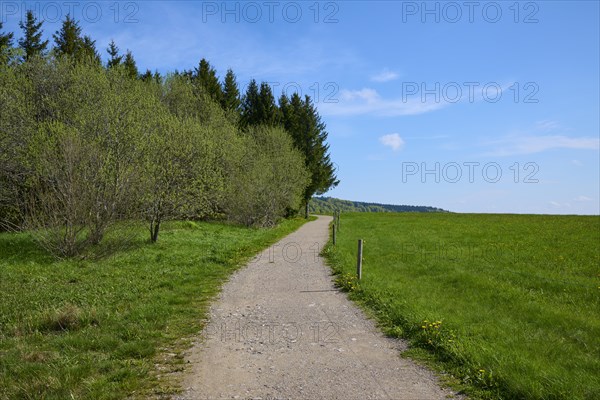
[371,69,399,83]
[549,201,574,209]
[483,135,600,156]
[320,87,448,117]
[535,120,561,131]
[574,196,592,202]
[340,88,380,103]
[379,133,405,151]
[571,159,583,166]
[321,81,519,118]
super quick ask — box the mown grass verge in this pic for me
[0,217,310,399]
[322,212,599,399]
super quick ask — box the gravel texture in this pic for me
[177,215,458,400]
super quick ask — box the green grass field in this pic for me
[324,213,599,399]
[0,218,308,399]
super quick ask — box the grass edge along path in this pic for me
[321,212,599,400]
[0,217,313,399]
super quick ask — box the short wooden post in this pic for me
[332,224,336,245]
[337,211,341,231]
[357,239,363,280]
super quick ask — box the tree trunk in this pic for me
[305,200,309,219]
[151,220,160,243]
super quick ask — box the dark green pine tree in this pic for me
[180,69,194,80]
[140,69,152,81]
[80,35,101,65]
[257,82,280,127]
[53,14,82,57]
[106,39,122,68]
[0,22,13,49]
[140,69,162,84]
[221,68,241,114]
[51,15,99,64]
[281,92,304,139]
[0,22,14,64]
[279,93,297,136]
[240,79,260,129]
[240,80,281,129]
[282,93,339,218]
[18,10,48,61]
[123,50,138,79]
[194,58,223,103]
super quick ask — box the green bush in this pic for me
[225,125,309,227]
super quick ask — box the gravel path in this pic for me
[177,215,458,400]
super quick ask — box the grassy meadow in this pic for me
[324,213,599,399]
[0,218,309,399]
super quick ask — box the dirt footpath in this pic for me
[177,215,458,400]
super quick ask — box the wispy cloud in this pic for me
[90,3,359,79]
[379,133,405,151]
[340,88,379,103]
[370,69,399,83]
[320,88,448,117]
[320,80,522,118]
[535,119,561,131]
[480,120,599,156]
[574,195,593,202]
[483,135,599,156]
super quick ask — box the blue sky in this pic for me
[2,1,598,214]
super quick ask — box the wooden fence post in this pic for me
[357,239,363,280]
[333,223,336,245]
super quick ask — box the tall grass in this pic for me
[324,213,599,399]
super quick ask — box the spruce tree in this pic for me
[239,80,281,129]
[279,93,298,138]
[153,71,162,84]
[139,69,161,84]
[123,50,138,79]
[240,79,260,129]
[0,22,14,64]
[18,10,48,61]
[0,22,13,49]
[221,68,241,113]
[106,39,122,68]
[257,82,280,127]
[53,14,82,57]
[194,58,223,103]
[50,16,99,64]
[80,35,101,65]
[281,93,338,217]
[303,95,338,217]
[140,69,153,82]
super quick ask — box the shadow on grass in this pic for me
[0,226,148,264]
[0,232,54,264]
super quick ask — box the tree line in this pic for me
[310,197,448,214]
[0,12,338,257]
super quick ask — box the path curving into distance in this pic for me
[177,215,458,400]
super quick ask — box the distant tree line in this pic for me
[310,197,448,214]
[0,13,338,257]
